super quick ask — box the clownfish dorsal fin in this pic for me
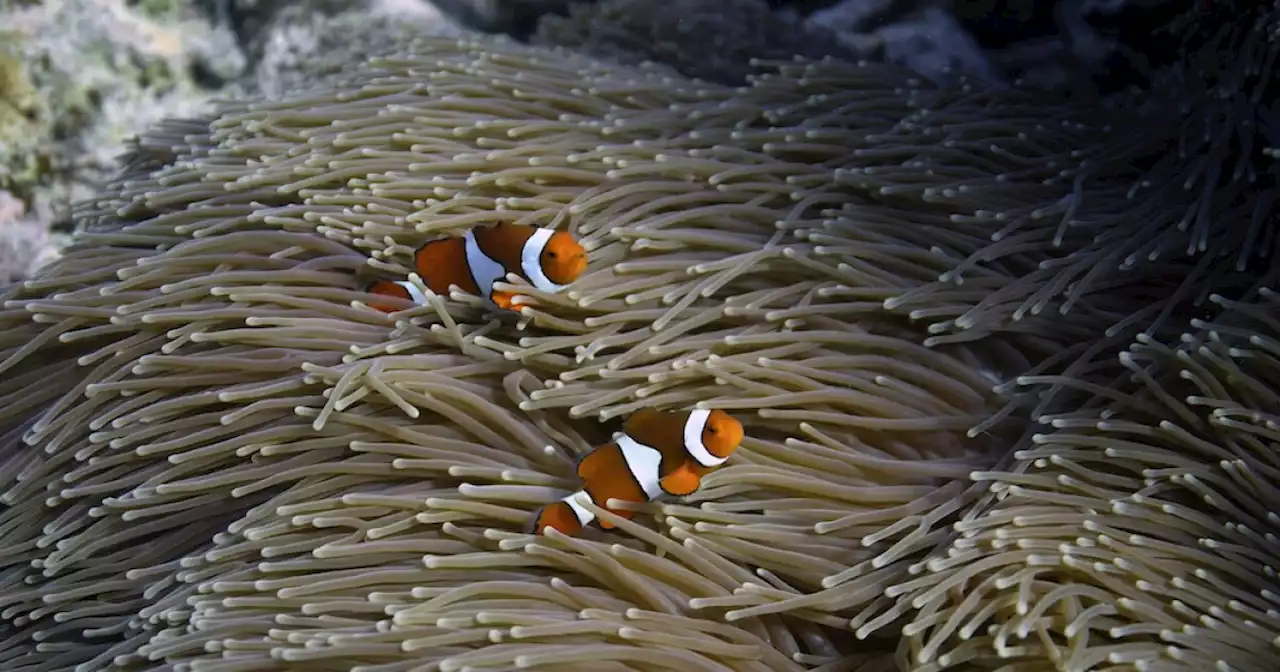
[621,408,670,445]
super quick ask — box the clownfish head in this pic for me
[700,409,744,461]
[539,231,587,285]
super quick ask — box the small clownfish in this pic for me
[529,408,744,537]
[365,223,586,313]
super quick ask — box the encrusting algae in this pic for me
[0,1,1277,669]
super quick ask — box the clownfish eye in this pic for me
[707,426,718,435]
[547,251,558,258]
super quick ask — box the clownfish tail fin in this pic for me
[530,494,592,537]
[363,279,419,314]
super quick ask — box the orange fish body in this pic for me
[366,223,586,313]
[530,408,744,537]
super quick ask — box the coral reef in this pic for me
[0,0,242,233]
[0,0,464,282]
[0,191,65,284]
[243,2,467,99]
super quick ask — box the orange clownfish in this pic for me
[366,223,586,313]
[529,408,744,537]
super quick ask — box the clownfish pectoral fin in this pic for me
[489,288,521,311]
[659,461,702,497]
[596,503,635,529]
[593,489,638,529]
[365,279,418,314]
[530,501,586,537]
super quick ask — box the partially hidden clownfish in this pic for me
[529,408,744,537]
[365,223,586,313]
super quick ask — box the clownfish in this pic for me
[365,223,586,313]
[529,408,744,537]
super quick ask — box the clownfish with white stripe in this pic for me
[529,408,744,537]
[365,222,586,313]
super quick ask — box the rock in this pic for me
[429,0,575,37]
[0,190,66,285]
[807,0,999,83]
[0,0,242,235]
[534,0,856,86]
[246,0,469,98]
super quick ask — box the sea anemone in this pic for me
[0,1,1276,670]
[0,35,1008,672]
[892,284,1280,671]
